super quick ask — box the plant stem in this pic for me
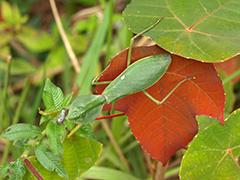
[0,56,11,131]
[1,143,11,165]
[1,79,31,165]
[49,0,80,73]
[154,161,169,180]
[104,0,114,65]
[12,78,31,125]
[23,130,46,157]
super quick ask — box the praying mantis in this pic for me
[39,18,195,137]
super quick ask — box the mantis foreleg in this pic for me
[142,77,196,105]
[92,17,164,85]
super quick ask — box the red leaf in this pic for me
[96,45,225,165]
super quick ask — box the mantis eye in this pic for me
[58,108,68,125]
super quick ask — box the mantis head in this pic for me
[67,95,106,125]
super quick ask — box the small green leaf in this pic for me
[1,1,13,24]
[17,26,56,52]
[35,144,68,179]
[180,109,240,179]
[0,163,11,177]
[65,121,96,139]
[43,79,64,108]
[10,158,26,180]
[62,92,73,107]
[23,136,102,180]
[46,121,65,156]
[0,124,41,140]
[73,124,96,140]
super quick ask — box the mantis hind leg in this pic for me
[143,77,196,105]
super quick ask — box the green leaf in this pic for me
[1,1,27,27]
[0,124,41,140]
[13,139,29,149]
[0,163,11,177]
[46,121,65,156]
[180,109,240,180]
[17,26,56,52]
[66,123,96,140]
[23,136,102,180]
[123,0,240,62]
[62,92,73,107]
[74,124,95,140]
[35,144,68,179]
[1,1,13,24]
[10,158,26,180]
[197,115,219,133]
[43,79,64,108]
[80,166,140,180]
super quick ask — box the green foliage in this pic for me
[0,0,240,179]
[11,158,26,180]
[0,163,11,178]
[23,136,102,180]
[35,144,68,179]
[180,109,240,179]
[46,121,65,156]
[0,124,41,140]
[123,0,240,62]
[43,79,64,108]
[1,0,28,29]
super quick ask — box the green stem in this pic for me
[222,69,240,84]
[1,143,11,165]
[12,78,31,125]
[28,76,45,123]
[104,0,114,66]
[1,79,31,165]
[23,130,46,157]
[1,57,12,131]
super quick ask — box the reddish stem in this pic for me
[95,112,125,120]
[22,156,44,180]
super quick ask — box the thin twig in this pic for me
[142,150,153,176]
[154,161,169,180]
[49,0,80,73]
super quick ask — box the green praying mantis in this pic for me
[39,18,195,137]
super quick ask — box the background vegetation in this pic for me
[0,0,240,179]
